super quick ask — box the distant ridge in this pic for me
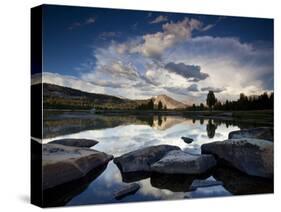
[32,83,187,110]
[152,94,187,109]
[36,83,148,110]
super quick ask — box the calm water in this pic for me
[43,111,272,206]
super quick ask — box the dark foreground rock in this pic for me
[151,150,216,175]
[201,138,273,178]
[49,138,99,147]
[114,145,180,173]
[189,179,223,190]
[43,143,113,190]
[212,165,273,195]
[114,183,140,200]
[181,137,194,144]
[43,163,107,207]
[228,127,273,141]
[150,173,196,192]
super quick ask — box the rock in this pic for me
[201,138,273,178]
[42,143,113,190]
[189,179,223,190]
[49,138,99,147]
[119,171,151,183]
[181,137,194,144]
[228,127,273,141]
[150,173,197,192]
[114,183,140,200]
[212,165,273,195]
[114,145,180,173]
[43,164,107,207]
[151,150,216,175]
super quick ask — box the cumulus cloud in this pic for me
[188,84,199,92]
[149,15,168,24]
[59,16,273,104]
[81,60,141,88]
[166,84,199,96]
[163,36,273,100]
[165,62,209,81]
[201,86,225,93]
[143,68,188,87]
[131,18,202,58]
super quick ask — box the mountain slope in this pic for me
[39,83,148,110]
[32,83,187,110]
[152,95,187,109]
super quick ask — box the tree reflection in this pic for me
[206,119,217,138]
[157,115,163,127]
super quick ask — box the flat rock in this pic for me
[114,145,180,173]
[228,127,273,141]
[189,179,223,190]
[49,138,99,147]
[151,150,216,175]
[201,138,273,178]
[43,143,113,190]
[181,137,194,144]
[114,183,140,200]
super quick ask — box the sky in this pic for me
[40,5,274,104]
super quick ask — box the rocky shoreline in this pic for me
[114,127,273,179]
[41,127,273,206]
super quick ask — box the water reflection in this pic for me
[206,119,217,138]
[42,111,272,206]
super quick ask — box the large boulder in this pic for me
[201,139,273,178]
[49,138,99,147]
[150,150,216,175]
[43,143,113,190]
[114,145,180,173]
[228,127,273,141]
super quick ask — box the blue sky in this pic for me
[41,4,273,104]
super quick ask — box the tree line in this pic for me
[189,91,274,111]
[136,99,167,110]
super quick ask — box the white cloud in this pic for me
[149,15,168,24]
[130,18,202,58]
[50,17,273,104]
[163,36,273,101]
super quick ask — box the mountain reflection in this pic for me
[43,111,261,139]
[42,111,273,206]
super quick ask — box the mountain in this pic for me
[39,83,148,110]
[32,83,187,110]
[152,94,187,109]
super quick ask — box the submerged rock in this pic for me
[189,179,223,190]
[201,138,273,178]
[228,127,273,141]
[181,137,194,144]
[49,138,99,148]
[114,183,140,200]
[42,143,113,190]
[151,150,216,175]
[114,145,180,173]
